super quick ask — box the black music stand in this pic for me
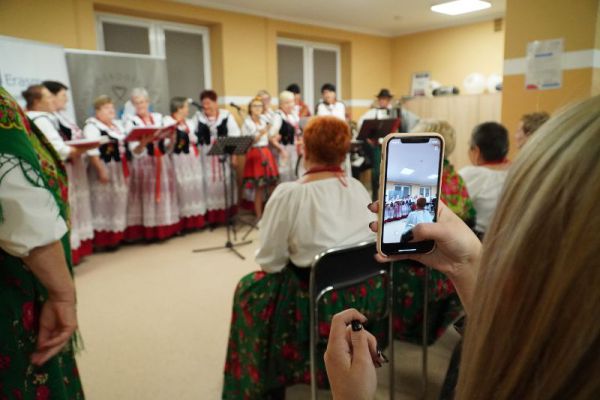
[357,118,401,142]
[193,136,254,260]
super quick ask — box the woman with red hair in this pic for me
[222,116,385,399]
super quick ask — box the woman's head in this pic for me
[515,111,550,148]
[279,91,295,114]
[468,121,509,165]
[303,116,350,167]
[42,80,69,111]
[170,97,190,119]
[200,90,218,116]
[457,95,600,400]
[22,85,54,112]
[130,87,150,116]
[248,97,264,119]
[93,95,115,122]
[411,119,456,156]
[256,90,271,111]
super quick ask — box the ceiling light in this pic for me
[400,168,415,175]
[431,0,491,16]
[427,174,438,179]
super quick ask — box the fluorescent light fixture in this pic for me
[427,174,438,179]
[400,168,415,175]
[431,0,491,16]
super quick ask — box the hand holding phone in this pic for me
[377,133,444,256]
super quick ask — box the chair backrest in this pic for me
[310,240,390,299]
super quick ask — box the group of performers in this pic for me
[20,80,410,265]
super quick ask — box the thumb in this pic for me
[410,221,446,243]
[350,325,372,367]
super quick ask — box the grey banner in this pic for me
[65,51,170,123]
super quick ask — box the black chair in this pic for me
[309,240,395,399]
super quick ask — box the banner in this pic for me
[65,50,170,124]
[0,35,75,121]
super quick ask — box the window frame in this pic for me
[276,37,341,111]
[96,13,212,89]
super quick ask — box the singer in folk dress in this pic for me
[193,89,241,224]
[286,83,311,118]
[124,88,180,240]
[23,84,94,265]
[163,97,207,230]
[270,91,299,182]
[241,96,279,218]
[44,81,95,264]
[83,96,139,248]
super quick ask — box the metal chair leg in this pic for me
[310,301,319,400]
[388,268,395,400]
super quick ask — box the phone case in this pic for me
[376,132,445,257]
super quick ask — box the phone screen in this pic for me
[380,136,443,254]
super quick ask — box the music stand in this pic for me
[193,136,254,260]
[357,118,401,142]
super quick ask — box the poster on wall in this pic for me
[525,38,563,90]
[411,72,430,96]
[0,35,75,120]
[65,49,170,124]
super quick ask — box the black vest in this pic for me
[195,117,229,146]
[57,121,73,141]
[96,125,131,163]
[279,117,295,145]
[174,127,191,154]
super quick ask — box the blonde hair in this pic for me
[411,119,456,156]
[279,90,294,103]
[457,95,600,399]
[93,95,112,110]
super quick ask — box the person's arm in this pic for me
[0,165,77,366]
[255,185,294,272]
[268,114,287,155]
[368,201,481,314]
[33,116,80,161]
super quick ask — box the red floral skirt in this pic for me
[242,147,279,188]
[222,265,388,399]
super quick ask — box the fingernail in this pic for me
[369,221,375,230]
[367,202,373,210]
[377,349,389,363]
[351,320,363,332]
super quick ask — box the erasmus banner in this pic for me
[65,50,170,124]
[0,35,75,121]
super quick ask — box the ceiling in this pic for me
[385,139,441,185]
[176,0,506,36]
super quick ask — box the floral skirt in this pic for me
[0,251,84,400]
[222,265,388,399]
[242,147,278,188]
[392,261,463,345]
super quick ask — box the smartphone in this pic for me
[377,133,444,256]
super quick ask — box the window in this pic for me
[394,185,411,199]
[97,14,211,100]
[277,38,341,112]
[420,187,431,197]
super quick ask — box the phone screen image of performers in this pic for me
[378,135,444,256]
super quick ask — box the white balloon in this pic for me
[463,73,486,95]
[487,74,502,93]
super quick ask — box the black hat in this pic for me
[376,88,393,98]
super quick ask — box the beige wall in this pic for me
[502,0,600,159]
[0,0,511,123]
[391,20,505,97]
